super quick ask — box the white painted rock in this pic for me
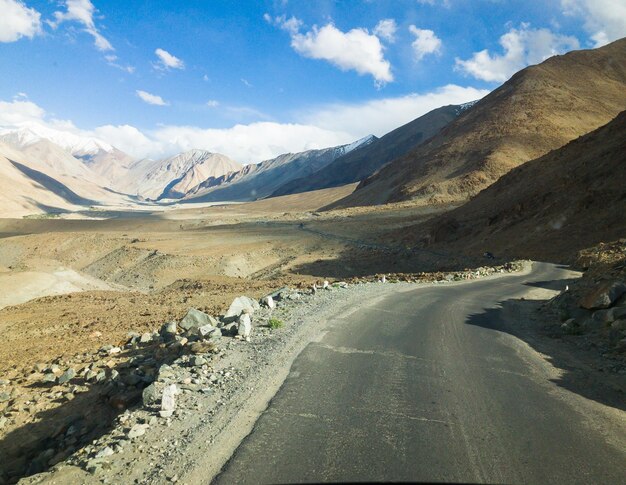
[160,384,178,418]
[237,313,252,338]
[261,295,276,310]
[322,280,329,289]
[224,296,260,321]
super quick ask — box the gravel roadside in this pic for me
[15,263,528,485]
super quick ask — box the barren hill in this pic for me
[404,110,626,263]
[329,38,626,209]
[271,104,464,197]
[184,137,373,203]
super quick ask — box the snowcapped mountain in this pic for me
[0,122,114,157]
[184,135,375,203]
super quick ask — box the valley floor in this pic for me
[1,189,624,484]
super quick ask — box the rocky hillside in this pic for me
[0,140,137,218]
[404,110,626,263]
[184,137,373,203]
[122,150,241,200]
[271,104,464,198]
[329,38,626,209]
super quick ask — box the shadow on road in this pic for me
[465,298,626,413]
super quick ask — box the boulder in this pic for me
[127,423,149,439]
[180,309,218,332]
[580,281,626,310]
[160,321,177,340]
[237,313,252,338]
[224,296,260,321]
[261,295,276,310]
[160,384,178,418]
[190,356,207,367]
[42,373,57,384]
[139,333,153,344]
[58,368,76,385]
[142,383,160,407]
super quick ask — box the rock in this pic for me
[195,323,216,338]
[580,281,626,310]
[337,282,348,289]
[209,328,222,338]
[58,368,76,385]
[220,322,238,336]
[127,423,149,439]
[611,319,626,331]
[592,309,615,325]
[140,333,153,344]
[322,280,329,290]
[237,313,252,338]
[189,341,216,354]
[613,306,626,320]
[261,295,276,310]
[180,309,218,332]
[0,392,10,403]
[42,373,57,384]
[160,384,178,418]
[265,286,289,301]
[95,371,106,383]
[224,296,260,321]
[34,363,47,373]
[190,356,207,367]
[160,321,177,341]
[95,446,115,458]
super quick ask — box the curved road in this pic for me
[214,263,626,484]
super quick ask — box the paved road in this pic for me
[214,263,626,484]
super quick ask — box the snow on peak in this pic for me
[0,122,114,156]
[340,134,376,155]
[456,100,479,115]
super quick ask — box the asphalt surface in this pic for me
[214,263,626,484]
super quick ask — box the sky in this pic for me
[0,0,624,163]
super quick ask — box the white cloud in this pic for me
[154,48,185,70]
[409,26,442,61]
[561,0,626,47]
[0,98,46,125]
[206,100,219,107]
[136,90,169,106]
[300,84,488,138]
[455,24,579,82]
[272,16,393,85]
[0,84,488,162]
[51,0,113,51]
[0,0,41,42]
[374,19,397,42]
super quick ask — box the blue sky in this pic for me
[0,0,624,162]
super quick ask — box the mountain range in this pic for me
[0,38,624,226]
[327,37,626,209]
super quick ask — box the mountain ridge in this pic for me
[327,38,626,210]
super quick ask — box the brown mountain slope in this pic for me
[270,104,463,197]
[329,38,626,210]
[399,110,626,263]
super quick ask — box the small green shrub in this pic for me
[268,318,283,329]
